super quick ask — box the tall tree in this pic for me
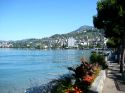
[93,0,125,73]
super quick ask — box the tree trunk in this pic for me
[118,45,122,64]
[118,52,121,64]
[120,36,125,73]
[120,48,125,73]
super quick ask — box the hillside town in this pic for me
[0,41,13,48]
[0,26,108,49]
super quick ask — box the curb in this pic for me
[89,70,106,93]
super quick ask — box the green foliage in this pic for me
[90,52,98,63]
[106,38,116,48]
[94,0,125,40]
[97,54,105,65]
[51,75,72,93]
[90,52,108,69]
[94,0,125,73]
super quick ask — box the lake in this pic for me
[0,48,91,93]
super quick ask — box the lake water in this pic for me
[0,48,91,93]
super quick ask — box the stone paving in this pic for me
[102,63,125,93]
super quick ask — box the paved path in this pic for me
[102,63,125,93]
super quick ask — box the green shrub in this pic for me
[90,52,98,63]
[90,52,108,69]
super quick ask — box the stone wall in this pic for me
[89,70,106,93]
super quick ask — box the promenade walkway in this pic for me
[102,62,125,93]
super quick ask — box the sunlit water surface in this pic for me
[0,48,91,93]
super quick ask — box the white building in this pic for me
[68,37,76,47]
[104,37,108,46]
[80,41,88,46]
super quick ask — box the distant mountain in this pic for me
[50,25,99,40]
[72,25,95,33]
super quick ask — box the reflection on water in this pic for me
[0,48,91,93]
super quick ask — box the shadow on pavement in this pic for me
[107,63,125,92]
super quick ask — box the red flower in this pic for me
[83,75,93,84]
[65,86,84,93]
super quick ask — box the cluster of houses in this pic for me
[41,36,108,49]
[0,35,108,49]
[0,42,13,48]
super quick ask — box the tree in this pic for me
[93,0,125,73]
[106,37,121,48]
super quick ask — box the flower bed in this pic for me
[65,52,108,93]
[66,57,101,93]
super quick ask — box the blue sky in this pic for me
[0,0,98,41]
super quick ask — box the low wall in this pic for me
[89,70,106,93]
